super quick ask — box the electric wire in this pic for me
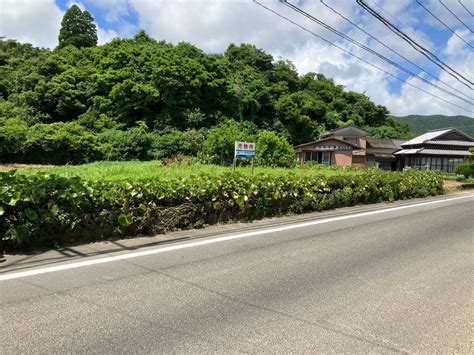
[251,0,473,114]
[369,0,440,51]
[439,0,473,32]
[368,0,473,81]
[416,0,473,48]
[458,0,473,17]
[283,0,473,105]
[320,0,472,102]
[357,0,473,88]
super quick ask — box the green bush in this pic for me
[0,168,444,251]
[149,129,207,159]
[455,161,474,178]
[98,126,152,161]
[0,117,29,162]
[22,122,102,164]
[256,130,294,167]
[199,120,255,165]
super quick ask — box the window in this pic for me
[421,157,428,168]
[322,152,331,165]
[304,151,331,164]
[430,157,442,170]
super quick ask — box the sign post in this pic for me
[234,141,256,173]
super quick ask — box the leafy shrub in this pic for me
[0,117,29,162]
[199,120,255,165]
[256,130,294,167]
[455,162,474,178]
[149,129,207,159]
[0,168,444,251]
[21,122,102,164]
[98,126,152,161]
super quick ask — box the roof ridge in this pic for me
[427,127,455,132]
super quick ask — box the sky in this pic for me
[0,0,473,117]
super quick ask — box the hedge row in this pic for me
[0,169,444,251]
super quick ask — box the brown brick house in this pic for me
[294,125,401,170]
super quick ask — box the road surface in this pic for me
[1,194,473,353]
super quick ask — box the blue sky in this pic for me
[1,0,473,116]
[55,0,139,36]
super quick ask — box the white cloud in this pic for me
[0,0,122,48]
[0,0,63,49]
[97,27,119,44]
[83,0,131,22]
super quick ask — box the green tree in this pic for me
[256,131,294,167]
[0,117,29,162]
[58,5,98,49]
[200,120,255,165]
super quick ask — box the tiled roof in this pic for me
[371,153,396,159]
[418,149,471,156]
[294,137,360,149]
[402,127,474,147]
[394,149,420,155]
[366,138,398,149]
[392,140,405,149]
[401,129,452,146]
[425,140,474,147]
[324,124,369,134]
[395,148,471,156]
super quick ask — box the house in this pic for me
[394,128,474,172]
[365,138,404,170]
[294,125,402,170]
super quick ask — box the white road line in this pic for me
[1,195,472,281]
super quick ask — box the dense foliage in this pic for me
[0,31,412,164]
[0,167,443,251]
[455,162,474,178]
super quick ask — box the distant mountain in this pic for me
[393,115,474,138]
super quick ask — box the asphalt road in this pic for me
[1,194,473,353]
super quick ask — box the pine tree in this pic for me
[58,5,98,49]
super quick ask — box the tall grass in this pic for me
[4,160,364,181]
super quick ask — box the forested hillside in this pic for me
[0,29,411,165]
[394,115,474,138]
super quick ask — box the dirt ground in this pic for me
[443,179,472,191]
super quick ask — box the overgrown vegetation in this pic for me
[0,29,413,165]
[0,160,361,181]
[455,148,473,179]
[0,166,443,251]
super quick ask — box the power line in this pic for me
[357,0,473,88]
[439,0,473,33]
[416,0,473,48]
[320,0,472,103]
[368,0,473,81]
[458,0,473,17]
[282,0,473,105]
[369,0,437,51]
[251,0,473,114]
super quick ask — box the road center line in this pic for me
[1,194,472,281]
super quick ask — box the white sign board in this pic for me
[235,141,256,159]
